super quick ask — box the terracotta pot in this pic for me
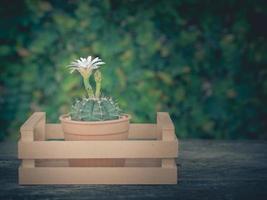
[59,114,130,167]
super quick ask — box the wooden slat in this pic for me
[36,160,69,167]
[20,112,45,132]
[45,124,62,139]
[21,160,35,168]
[20,131,34,142]
[19,166,177,185]
[45,124,157,140]
[129,124,157,139]
[157,112,175,130]
[162,129,177,141]
[35,159,161,167]
[34,114,46,141]
[20,112,46,142]
[125,158,161,167]
[18,140,178,159]
[161,159,176,168]
[157,112,177,142]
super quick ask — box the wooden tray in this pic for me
[18,112,178,185]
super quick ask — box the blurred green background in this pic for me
[0,0,266,140]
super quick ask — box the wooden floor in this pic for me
[1,139,267,200]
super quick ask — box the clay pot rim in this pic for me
[59,114,130,125]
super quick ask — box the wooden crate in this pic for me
[18,112,178,185]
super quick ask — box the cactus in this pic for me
[70,97,122,121]
[68,56,124,121]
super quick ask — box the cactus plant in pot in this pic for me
[59,56,130,167]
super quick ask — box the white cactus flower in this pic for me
[68,56,105,77]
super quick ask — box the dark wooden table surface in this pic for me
[1,139,267,200]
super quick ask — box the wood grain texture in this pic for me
[1,140,267,199]
[19,166,177,185]
[18,140,178,159]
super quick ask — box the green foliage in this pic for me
[71,97,121,121]
[0,0,266,140]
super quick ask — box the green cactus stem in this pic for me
[82,73,94,98]
[94,70,102,98]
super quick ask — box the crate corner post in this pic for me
[18,112,46,185]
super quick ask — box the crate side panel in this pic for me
[18,140,178,159]
[19,166,177,185]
